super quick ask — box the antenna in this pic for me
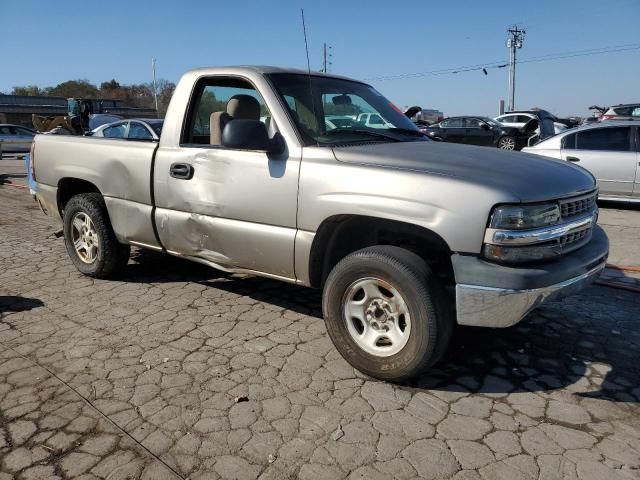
[300,8,319,143]
[301,9,312,74]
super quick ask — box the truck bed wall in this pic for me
[34,134,160,248]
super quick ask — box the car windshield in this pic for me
[481,117,502,127]
[267,73,423,146]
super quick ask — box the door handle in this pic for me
[566,156,580,162]
[170,163,194,180]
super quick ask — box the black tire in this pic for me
[62,193,130,278]
[322,246,453,382]
[498,135,516,150]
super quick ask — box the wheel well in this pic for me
[57,178,101,216]
[309,215,453,288]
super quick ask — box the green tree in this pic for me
[46,79,99,99]
[11,85,45,96]
[99,79,121,90]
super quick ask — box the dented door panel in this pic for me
[153,146,300,278]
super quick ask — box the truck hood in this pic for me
[331,141,595,203]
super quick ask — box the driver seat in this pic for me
[209,94,261,145]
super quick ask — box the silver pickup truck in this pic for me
[32,66,608,381]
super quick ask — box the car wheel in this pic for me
[322,246,453,382]
[63,193,130,278]
[498,135,516,150]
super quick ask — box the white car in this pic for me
[522,120,640,202]
[90,119,163,141]
[495,112,567,135]
[356,112,393,129]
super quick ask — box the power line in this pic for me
[365,42,640,82]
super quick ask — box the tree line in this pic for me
[6,79,176,116]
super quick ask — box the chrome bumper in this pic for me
[455,260,606,328]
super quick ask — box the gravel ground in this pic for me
[0,172,639,479]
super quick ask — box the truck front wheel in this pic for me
[322,246,452,382]
[62,193,130,278]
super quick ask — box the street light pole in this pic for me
[152,57,159,117]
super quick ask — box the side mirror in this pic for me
[222,119,284,154]
[480,123,490,130]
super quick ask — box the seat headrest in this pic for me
[227,94,260,120]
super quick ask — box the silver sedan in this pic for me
[522,120,640,202]
[0,124,36,153]
[89,119,163,141]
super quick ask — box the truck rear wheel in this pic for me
[322,246,452,382]
[62,193,130,278]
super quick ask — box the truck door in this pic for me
[463,118,494,146]
[153,75,301,280]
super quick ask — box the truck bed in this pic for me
[34,134,160,248]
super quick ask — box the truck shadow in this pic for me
[125,250,638,402]
[0,173,27,185]
[406,288,639,403]
[598,200,640,212]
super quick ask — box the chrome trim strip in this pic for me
[455,260,606,328]
[598,195,640,204]
[484,212,596,246]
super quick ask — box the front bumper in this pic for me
[453,225,608,328]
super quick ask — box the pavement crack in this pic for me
[0,339,184,480]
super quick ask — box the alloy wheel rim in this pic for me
[71,212,99,264]
[500,137,515,150]
[342,277,411,357]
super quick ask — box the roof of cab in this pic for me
[182,65,364,83]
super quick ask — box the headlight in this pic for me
[489,203,560,230]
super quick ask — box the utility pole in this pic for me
[151,57,159,117]
[322,43,333,73]
[506,25,525,112]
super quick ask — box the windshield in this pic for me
[267,73,423,145]
[481,117,502,127]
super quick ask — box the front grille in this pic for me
[559,191,597,219]
[559,226,592,253]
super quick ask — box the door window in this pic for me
[128,122,153,140]
[441,118,464,128]
[576,127,631,152]
[562,133,577,150]
[464,118,483,128]
[498,115,517,123]
[102,123,127,138]
[184,77,270,145]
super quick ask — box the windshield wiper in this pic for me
[387,128,426,137]
[325,128,402,142]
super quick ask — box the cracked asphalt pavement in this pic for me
[1,173,639,479]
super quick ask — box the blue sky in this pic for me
[2,0,638,117]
